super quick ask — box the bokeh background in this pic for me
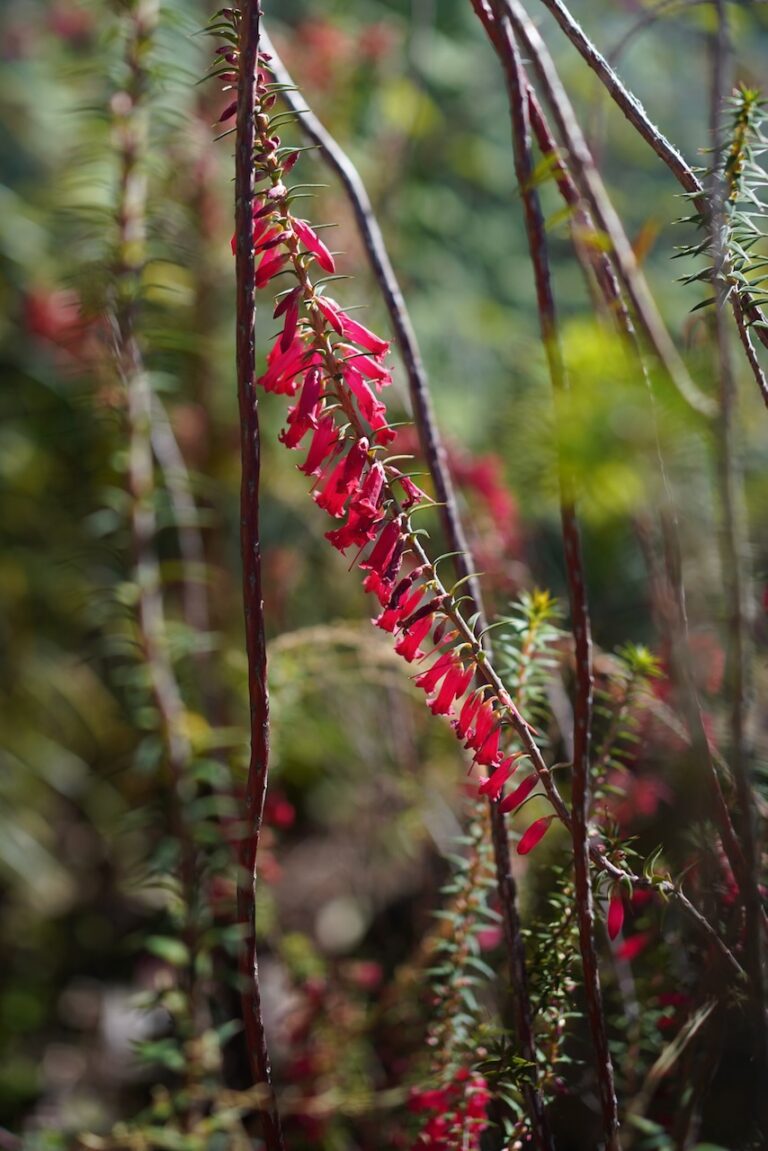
[2,1,768,1147]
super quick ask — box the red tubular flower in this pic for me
[343,362,392,439]
[338,343,392,388]
[607,890,625,940]
[394,613,434,662]
[278,366,323,449]
[616,932,652,962]
[428,662,472,716]
[374,584,425,633]
[314,437,369,518]
[359,516,403,576]
[313,294,344,335]
[279,290,301,351]
[258,336,317,395]
[474,724,501,767]
[255,246,289,288]
[478,754,522,800]
[398,474,426,510]
[299,414,341,476]
[314,295,390,355]
[325,508,382,553]
[454,689,484,740]
[292,217,336,273]
[362,569,394,605]
[517,815,554,855]
[498,772,538,814]
[464,699,495,752]
[350,460,385,517]
[413,649,457,693]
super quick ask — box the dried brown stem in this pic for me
[233,5,284,1148]
[482,3,619,1143]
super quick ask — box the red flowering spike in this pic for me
[498,772,538,814]
[607,889,625,940]
[292,217,336,273]
[516,815,554,855]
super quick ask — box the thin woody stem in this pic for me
[111,0,202,1023]
[261,33,552,1144]
[535,0,768,403]
[708,0,767,1096]
[496,0,713,420]
[233,4,284,1148]
[149,396,210,641]
[484,4,619,1144]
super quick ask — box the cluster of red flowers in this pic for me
[407,1069,491,1150]
[220,40,554,853]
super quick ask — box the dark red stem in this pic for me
[481,3,620,1145]
[234,4,284,1148]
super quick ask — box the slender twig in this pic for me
[110,0,203,1094]
[535,0,768,392]
[608,0,711,67]
[233,6,284,1149]
[483,4,620,1144]
[708,0,767,1089]
[150,395,211,640]
[497,0,714,420]
[262,31,552,1145]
